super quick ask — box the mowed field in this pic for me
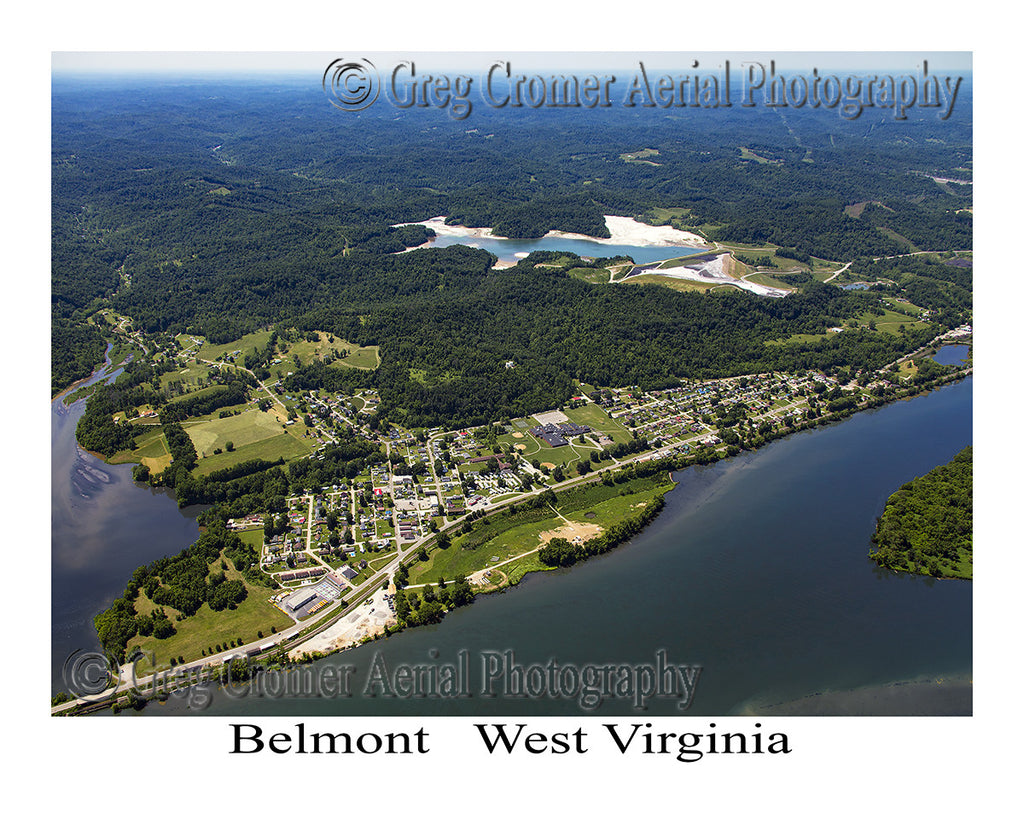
[109,425,173,471]
[196,330,273,363]
[127,534,292,673]
[407,482,669,587]
[264,332,380,381]
[562,402,632,444]
[185,408,283,454]
[184,409,315,474]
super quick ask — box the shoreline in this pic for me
[51,344,115,404]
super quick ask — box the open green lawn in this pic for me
[565,267,611,284]
[199,330,273,363]
[335,344,380,370]
[183,408,286,455]
[108,426,172,471]
[265,332,380,381]
[765,309,928,347]
[862,309,930,334]
[407,479,671,587]
[135,429,172,472]
[126,564,291,673]
[562,403,633,445]
[194,428,314,476]
[504,429,599,470]
[166,383,228,405]
[159,362,212,391]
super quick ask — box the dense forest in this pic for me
[870,446,973,579]
[52,75,972,395]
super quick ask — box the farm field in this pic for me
[183,408,288,456]
[193,431,313,476]
[197,330,273,363]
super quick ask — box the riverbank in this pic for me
[51,343,115,403]
[288,587,397,659]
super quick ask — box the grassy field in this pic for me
[745,271,798,292]
[765,309,928,347]
[406,478,672,587]
[194,431,313,476]
[265,332,380,380]
[562,403,633,445]
[159,362,212,391]
[199,330,273,363]
[497,428,599,470]
[643,206,691,225]
[739,146,780,164]
[135,428,172,472]
[107,426,173,471]
[859,308,930,335]
[621,274,718,293]
[565,267,611,284]
[183,408,288,456]
[126,558,291,673]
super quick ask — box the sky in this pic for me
[51,51,972,77]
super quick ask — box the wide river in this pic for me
[54,367,972,716]
[51,352,206,694]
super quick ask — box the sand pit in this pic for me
[393,215,709,248]
[287,588,396,659]
[539,521,604,544]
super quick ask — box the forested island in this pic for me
[870,446,973,579]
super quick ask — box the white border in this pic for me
[18,1,1017,812]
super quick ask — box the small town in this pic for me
[190,321,973,661]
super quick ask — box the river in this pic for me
[51,351,206,694]
[102,375,972,717]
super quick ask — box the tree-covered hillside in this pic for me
[870,446,973,579]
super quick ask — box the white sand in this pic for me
[631,255,790,298]
[395,215,710,249]
[547,215,708,247]
[287,587,396,659]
